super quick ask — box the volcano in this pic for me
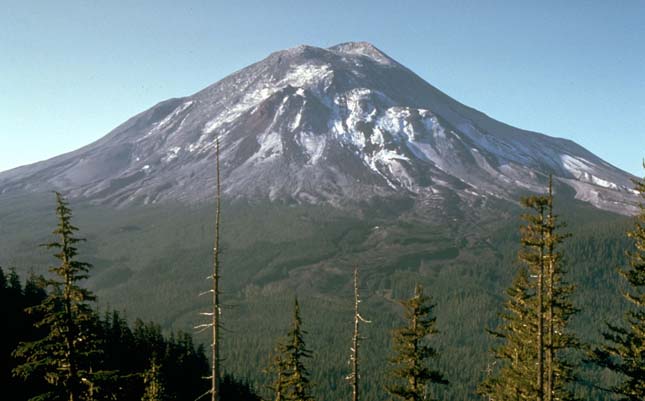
[0,42,637,214]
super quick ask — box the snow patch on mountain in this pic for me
[284,64,333,91]
[291,107,303,131]
[298,131,325,164]
[561,154,621,189]
[561,154,594,176]
[204,87,274,134]
[141,100,194,140]
[163,146,181,163]
[590,175,619,190]
[251,131,283,164]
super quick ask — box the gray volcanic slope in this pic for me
[0,42,638,214]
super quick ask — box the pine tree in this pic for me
[266,348,288,401]
[1,269,49,400]
[480,178,578,401]
[268,298,314,401]
[13,192,102,401]
[284,298,314,401]
[592,165,645,400]
[519,192,548,401]
[220,374,262,401]
[479,268,538,400]
[386,284,447,401]
[542,179,577,401]
[141,356,166,401]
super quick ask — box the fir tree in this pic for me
[386,284,447,401]
[542,179,577,401]
[220,374,262,401]
[284,298,314,401]
[519,192,548,401]
[2,269,49,400]
[141,356,166,401]
[266,349,288,401]
[480,179,578,401]
[268,298,314,401]
[13,192,102,401]
[479,268,538,400]
[592,165,645,400]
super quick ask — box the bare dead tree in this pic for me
[195,137,222,401]
[545,176,554,401]
[347,266,370,401]
[211,136,222,401]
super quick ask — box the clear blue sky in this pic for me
[1,1,643,175]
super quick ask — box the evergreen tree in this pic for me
[1,268,49,400]
[219,374,262,401]
[386,284,447,401]
[592,166,645,400]
[8,268,22,295]
[266,349,288,401]
[479,268,538,400]
[480,179,578,401]
[2,267,210,401]
[141,356,166,401]
[542,179,577,401]
[13,192,102,401]
[519,192,549,401]
[268,298,314,401]
[23,274,48,308]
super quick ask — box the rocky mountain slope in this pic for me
[0,42,637,214]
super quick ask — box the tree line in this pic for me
[3,162,644,401]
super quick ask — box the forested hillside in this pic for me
[215,213,635,401]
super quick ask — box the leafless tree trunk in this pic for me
[195,137,222,401]
[211,137,222,401]
[545,177,554,401]
[348,266,369,401]
[537,208,545,401]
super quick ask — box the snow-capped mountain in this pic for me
[0,42,638,213]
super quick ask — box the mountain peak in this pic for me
[328,41,394,65]
[281,44,328,59]
[279,42,395,66]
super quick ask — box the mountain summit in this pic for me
[0,42,637,213]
